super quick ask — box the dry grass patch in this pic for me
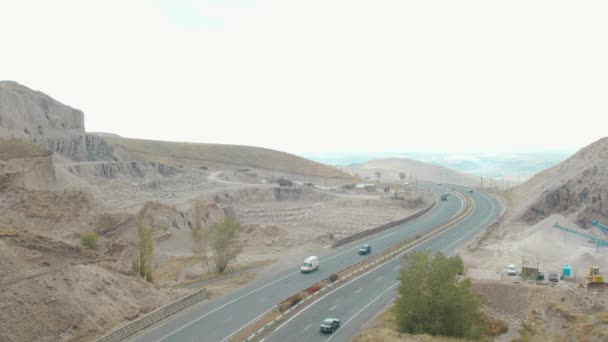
[548,303,579,323]
[0,139,52,160]
[155,257,276,286]
[354,308,468,342]
[206,272,257,299]
[0,225,17,237]
[154,256,207,283]
[105,136,352,178]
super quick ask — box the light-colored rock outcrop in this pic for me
[0,81,132,161]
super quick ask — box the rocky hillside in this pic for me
[0,81,131,161]
[344,158,478,187]
[510,137,608,227]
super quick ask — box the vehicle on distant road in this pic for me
[549,272,560,283]
[441,193,449,201]
[320,318,340,333]
[507,264,517,276]
[300,256,319,273]
[358,244,371,255]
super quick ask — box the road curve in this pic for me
[127,184,469,342]
[262,188,500,342]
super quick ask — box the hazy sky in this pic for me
[1,1,606,154]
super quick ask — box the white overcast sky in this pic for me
[1,0,606,154]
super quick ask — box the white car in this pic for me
[507,264,517,276]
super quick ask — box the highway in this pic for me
[128,184,491,342]
[263,188,499,342]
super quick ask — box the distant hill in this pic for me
[101,136,353,179]
[511,137,608,227]
[301,152,570,181]
[343,157,478,187]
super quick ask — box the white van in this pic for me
[300,256,319,273]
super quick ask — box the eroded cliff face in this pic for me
[0,81,84,138]
[66,161,180,179]
[0,81,130,161]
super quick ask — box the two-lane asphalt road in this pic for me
[128,184,486,342]
[263,189,499,342]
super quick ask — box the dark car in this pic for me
[548,272,559,283]
[358,244,371,255]
[320,318,340,333]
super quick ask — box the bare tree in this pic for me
[209,217,243,273]
[133,217,154,282]
[375,171,382,180]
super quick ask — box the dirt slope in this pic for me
[509,137,608,226]
[345,157,478,186]
[0,228,185,342]
[101,135,353,179]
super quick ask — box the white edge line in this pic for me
[325,282,399,342]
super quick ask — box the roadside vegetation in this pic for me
[395,251,483,339]
[356,252,508,341]
[209,217,243,273]
[191,206,244,274]
[133,217,154,282]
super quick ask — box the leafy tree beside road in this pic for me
[395,251,482,339]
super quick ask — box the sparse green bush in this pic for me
[80,231,98,250]
[329,274,339,283]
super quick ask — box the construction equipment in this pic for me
[585,266,608,290]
